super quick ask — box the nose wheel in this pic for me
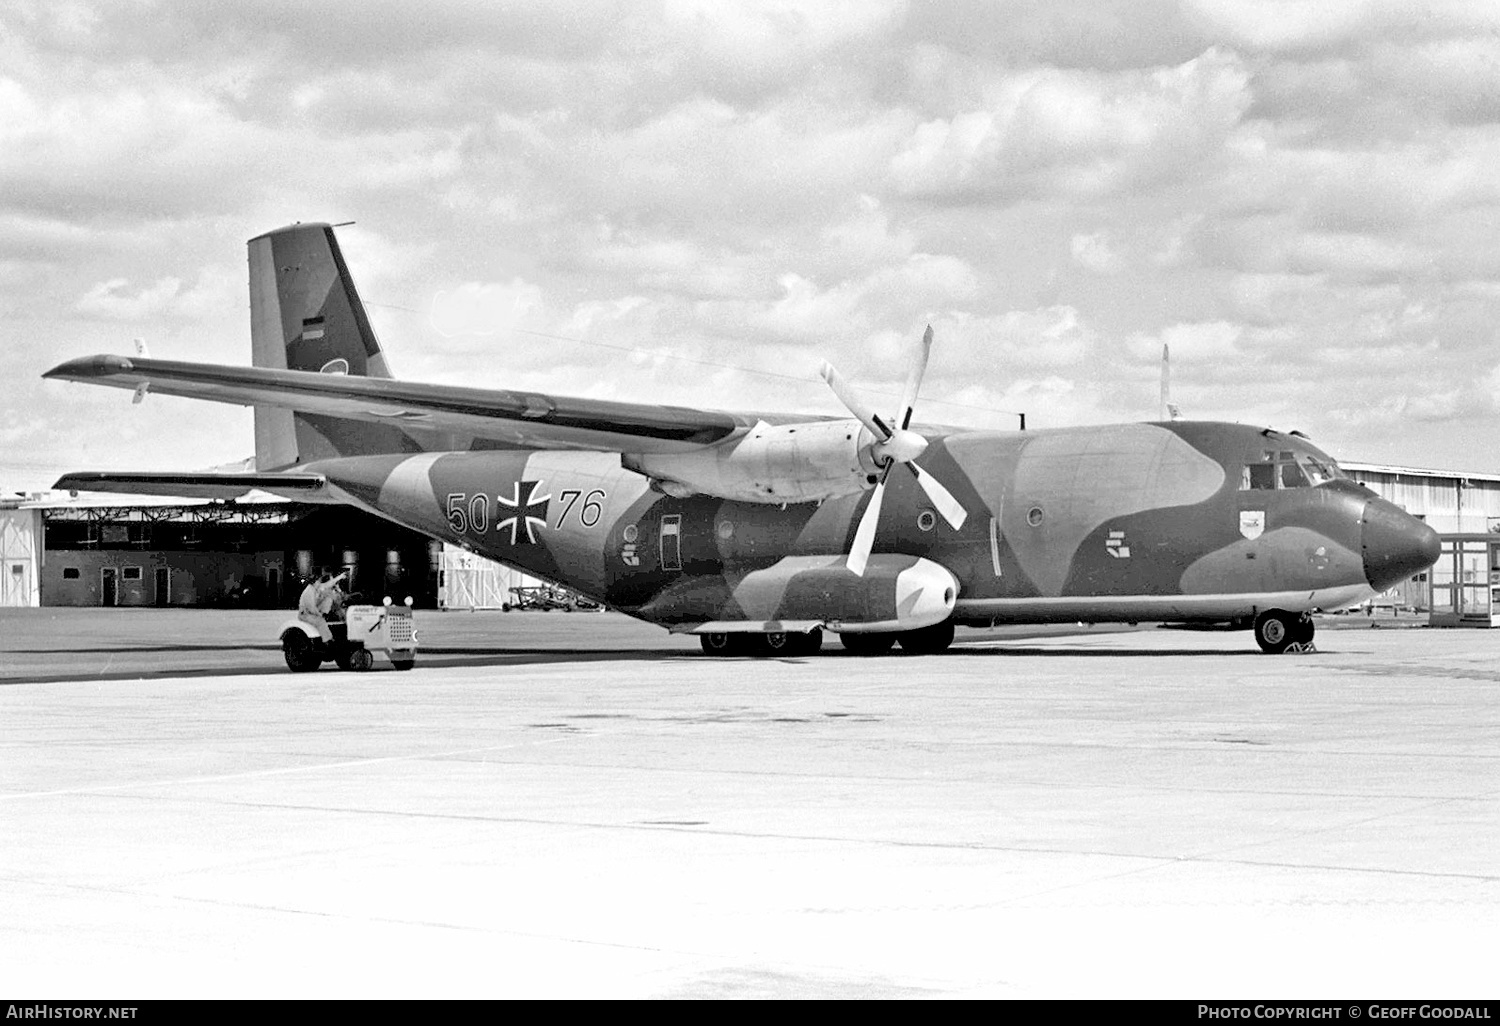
[1254,610,1315,654]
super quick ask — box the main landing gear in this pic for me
[1253,609,1316,654]
[841,620,955,655]
[698,621,957,657]
[700,629,824,657]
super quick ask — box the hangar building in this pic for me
[1,491,442,609]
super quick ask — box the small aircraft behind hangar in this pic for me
[45,223,1440,656]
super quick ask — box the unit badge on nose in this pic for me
[1240,510,1265,540]
[497,480,551,544]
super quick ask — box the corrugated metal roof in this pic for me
[1342,462,1500,484]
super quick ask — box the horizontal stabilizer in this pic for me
[53,470,329,501]
[45,354,744,455]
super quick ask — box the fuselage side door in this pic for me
[660,514,682,572]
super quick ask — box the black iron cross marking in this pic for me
[496,480,551,544]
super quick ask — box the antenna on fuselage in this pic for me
[1160,343,1182,421]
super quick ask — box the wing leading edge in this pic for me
[44,354,747,456]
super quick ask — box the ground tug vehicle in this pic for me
[279,596,418,672]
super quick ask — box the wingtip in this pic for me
[42,354,134,380]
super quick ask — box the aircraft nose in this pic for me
[1362,498,1441,592]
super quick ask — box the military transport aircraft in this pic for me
[44,222,1440,657]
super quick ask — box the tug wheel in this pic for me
[282,631,321,673]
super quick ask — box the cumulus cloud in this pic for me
[75,277,183,321]
[1070,232,1120,273]
[10,2,1500,486]
[891,48,1251,200]
[1185,0,1500,55]
[428,280,545,338]
[1125,321,1243,363]
[74,267,239,323]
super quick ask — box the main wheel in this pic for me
[840,632,895,656]
[282,631,321,673]
[700,632,736,656]
[898,620,955,655]
[760,631,794,655]
[1253,609,1297,654]
[767,628,821,656]
[348,647,374,672]
[753,631,820,657]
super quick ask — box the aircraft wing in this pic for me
[52,470,332,502]
[44,354,747,454]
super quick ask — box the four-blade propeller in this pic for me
[820,326,968,576]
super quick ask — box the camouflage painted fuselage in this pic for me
[310,418,1438,631]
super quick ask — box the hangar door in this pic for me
[438,544,531,610]
[0,509,40,607]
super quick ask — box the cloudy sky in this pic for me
[7,0,1500,490]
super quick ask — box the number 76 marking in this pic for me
[555,488,606,528]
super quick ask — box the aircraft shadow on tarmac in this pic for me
[1,645,700,686]
[2,638,1279,686]
[946,644,1267,658]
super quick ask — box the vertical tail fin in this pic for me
[249,222,419,467]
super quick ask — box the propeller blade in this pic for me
[896,325,933,431]
[846,471,888,576]
[908,462,967,529]
[821,360,892,441]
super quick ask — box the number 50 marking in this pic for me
[446,492,491,534]
[555,488,606,528]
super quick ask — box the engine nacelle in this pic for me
[623,418,876,503]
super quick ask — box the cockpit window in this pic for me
[1298,454,1338,485]
[1243,463,1277,490]
[1240,449,1338,490]
[1279,460,1309,488]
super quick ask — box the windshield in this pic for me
[1240,448,1349,490]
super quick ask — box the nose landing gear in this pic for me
[1253,609,1316,654]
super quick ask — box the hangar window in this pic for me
[62,567,80,580]
[123,566,142,581]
